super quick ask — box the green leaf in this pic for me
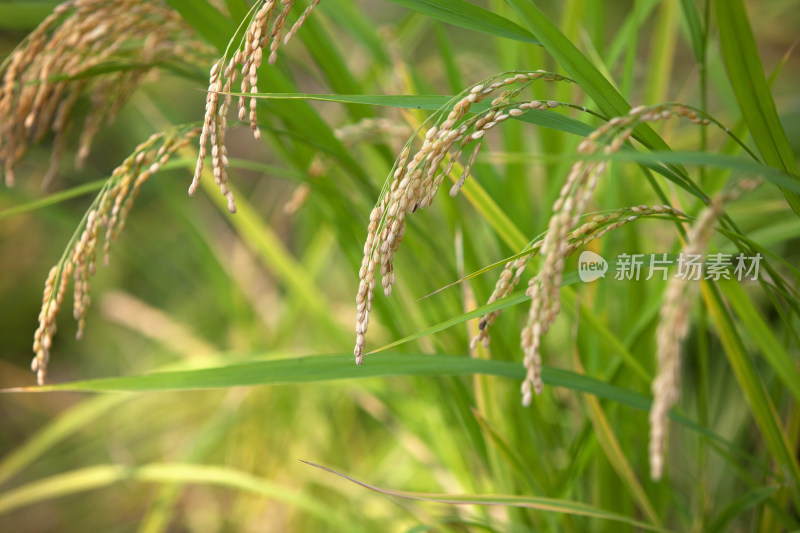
[0,352,736,452]
[0,396,124,487]
[582,150,800,195]
[0,180,106,220]
[385,0,540,45]
[715,0,800,215]
[505,0,690,184]
[707,486,778,533]
[163,0,235,52]
[504,1,628,118]
[229,91,594,137]
[303,461,668,531]
[236,92,705,196]
[718,279,800,405]
[223,0,250,23]
[0,2,59,30]
[3,354,521,393]
[679,0,705,63]
[0,463,350,530]
[574,358,660,525]
[701,283,800,497]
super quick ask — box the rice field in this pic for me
[1,1,799,531]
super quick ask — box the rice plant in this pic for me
[1,0,799,531]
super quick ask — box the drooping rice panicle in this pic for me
[649,177,761,480]
[0,0,206,188]
[471,204,687,349]
[353,70,577,364]
[191,0,322,212]
[31,126,200,385]
[518,103,724,404]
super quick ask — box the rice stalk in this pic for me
[189,0,322,213]
[471,204,687,349]
[516,104,738,404]
[649,177,762,480]
[31,126,201,385]
[0,0,206,188]
[353,70,579,364]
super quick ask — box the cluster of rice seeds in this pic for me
[190,61,236,213]
[354,71,573,364]
[472,204,686,349]
[0,0,202,187]
[31,127,200,385]
[191,0,320,211]
[471,252,538,349]
[649,178,761,480]
[518,103,719,404]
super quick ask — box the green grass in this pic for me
[1,1,799,531]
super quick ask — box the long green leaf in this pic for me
[163,0,235,52]
[707,486,778,533]
[303,461,667,531]
[679,0,705,63]
[385,0,540,45]
[229,92,594,137]
[718,279,800,405]
[701,283,800,496]
[574,357,659,525]
[0,352,738,452]
[0,396,123,487]
[0,180,106,220]
[715,0,800,215]
[504,0,689,181]
[584,151,800,194]
[0,463,343,527]
[237,92,703,195]
[0,2,59,30]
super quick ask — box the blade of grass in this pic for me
[0,2,59,30]
[302,461,668,532]
[701,282,800,500]
[644,0,678,104]
[434,22,464,94]
[707,486,778,533]
[505,0,693,190]
[0,463,352,530]
[163,0,234,52]
[679,0,705,63]
[228,92,595,137]
[0,395,124,487]
[385,0,540,45]
[198,178,348,345]
[715,0,800,215]
[717,278,800,405]
[238,91,700,195]
[0,351,738,454]
[573,354,660,525]
[0,179,106,220]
